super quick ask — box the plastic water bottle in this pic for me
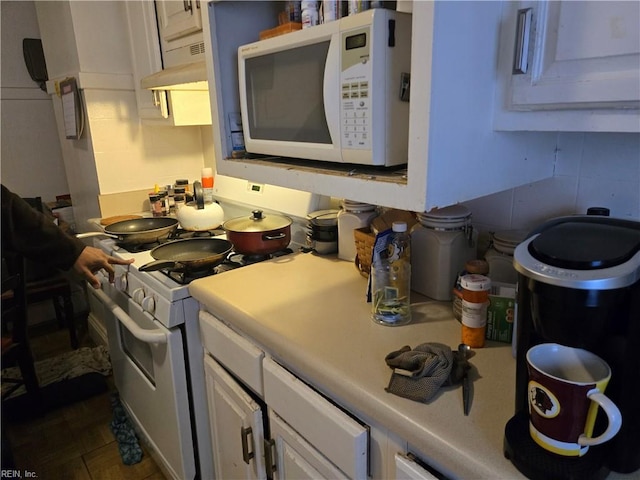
[371,221,411,326]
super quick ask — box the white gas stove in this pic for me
[86,178,329,480]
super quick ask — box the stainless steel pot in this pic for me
[77,217,178,245]
[223,210,292,255]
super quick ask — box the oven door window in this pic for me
[120,323,155,385]
[245,41,331,144]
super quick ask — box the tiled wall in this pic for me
[463,132,640,235]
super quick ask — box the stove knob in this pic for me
[141,295,156,314]
[132,287,146,305]
[116,273,128,292]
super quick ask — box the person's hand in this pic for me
[73,246,134,289]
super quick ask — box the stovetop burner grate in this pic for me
[160,248,295,284]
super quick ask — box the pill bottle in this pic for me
[337,199,377,262]
[452,259,489,322]
[460,274,491,348]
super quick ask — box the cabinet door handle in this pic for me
[241,426,254,464]
[183,1,192,13]
[264,438,276,474]
[513,8,532,74]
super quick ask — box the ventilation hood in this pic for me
[141,61,208,91]
[140,61,211,125]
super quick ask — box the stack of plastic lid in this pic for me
[416,204,472,230]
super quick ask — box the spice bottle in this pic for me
[201,167,214,204]
[301,0,319,28]
[460,274,491,348]
[371,221,412,326]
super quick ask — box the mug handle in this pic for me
[578,390,622,447]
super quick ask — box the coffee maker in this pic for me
[504,215,640,480]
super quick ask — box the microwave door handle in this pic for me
[93,287,168,345]
[323,33,341,148]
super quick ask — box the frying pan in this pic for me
[77,217,179,245]
[138,238,234,272]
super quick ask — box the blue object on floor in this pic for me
[110,393,143,465]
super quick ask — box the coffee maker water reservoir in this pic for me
[504,215,640,480]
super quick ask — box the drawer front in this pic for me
[263,357,369,479]
[199,310,264,396]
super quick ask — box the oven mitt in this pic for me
[385,342,465,403]
[110,393,143,465]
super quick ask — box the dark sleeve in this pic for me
[1,184,86,271]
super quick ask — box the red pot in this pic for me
[223,210,292,255]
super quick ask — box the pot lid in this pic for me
[528,222,640,270]
[223,210,292,232]
[308,209,339,226]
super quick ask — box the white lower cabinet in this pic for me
[199,311,370,479]
[395,453,439,480]
[203,355,266,480]
[269,410,347,479]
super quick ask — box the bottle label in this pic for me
[461,300,488,328]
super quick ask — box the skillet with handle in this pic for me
[138,238,234,272]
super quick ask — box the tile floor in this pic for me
[3,319,166,479]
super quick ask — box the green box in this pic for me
[486,283,516,343]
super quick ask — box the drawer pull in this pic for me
[241,426,254,464]
[264,438,276,474]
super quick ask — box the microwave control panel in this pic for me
[340,26,372,151]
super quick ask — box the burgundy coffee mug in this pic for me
[526,343,622,456]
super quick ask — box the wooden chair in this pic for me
[22,197,78,349]
[1,254,40,402]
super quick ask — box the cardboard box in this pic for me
[486,283,516,343]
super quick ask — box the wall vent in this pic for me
[191,42,205,57]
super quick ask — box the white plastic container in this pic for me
[484,229,527,285]
[337,200,377,262]
[410,204,477,301]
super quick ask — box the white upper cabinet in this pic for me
[494,1,640,132]
[203,1,558,212]
[156,0,203,43]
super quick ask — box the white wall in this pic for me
[463,132,640,234]
[0,1,68,202]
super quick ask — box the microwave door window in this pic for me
[245,42,331,144]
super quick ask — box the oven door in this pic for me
[92,281,196,480]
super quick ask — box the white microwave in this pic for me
[237,9,412,167]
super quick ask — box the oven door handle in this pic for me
[93,287,168,345]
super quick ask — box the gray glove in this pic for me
[385,342,465,403]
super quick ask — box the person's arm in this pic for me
[1,184,132,288]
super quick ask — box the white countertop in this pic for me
[188,252,631,479]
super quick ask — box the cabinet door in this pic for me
[156,0,202,42]
[508,1,640,110]
[263,357,369,479]
[204,354,267,480]
[395,453,439,480]
[269,410,348,480]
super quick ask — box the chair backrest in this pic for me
[22,197,43,213]
[1,253,28,346]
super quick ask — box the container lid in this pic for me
[417,204,471,229]
[460,274,491,291]
[392,221,407,233]
[223,210,292,233]
[529,221,640,270]
[465,259,490,274]
[492,229,528,255]
[341,199,376,212]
